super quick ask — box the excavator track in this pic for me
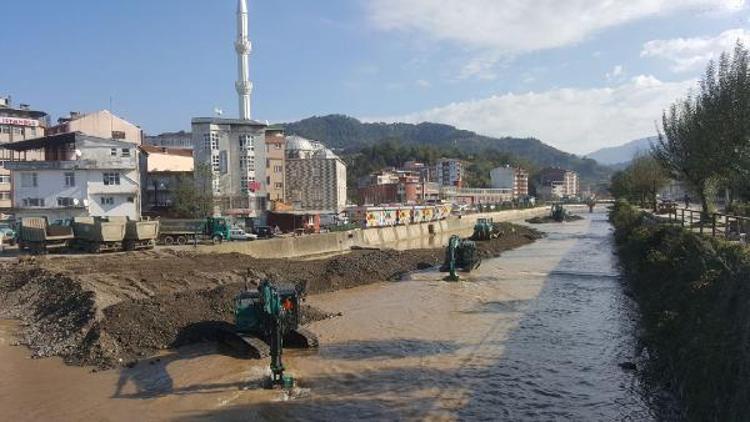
[284,327,319,349]
[217,328,271,359]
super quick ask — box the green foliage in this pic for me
[655,41,750,215]
[610,202,750,421]
[172,163,214,218]
[283,115,612,187]
[609,155,668,209]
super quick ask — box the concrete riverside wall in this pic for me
[203,206,556,259]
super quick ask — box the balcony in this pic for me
[4,159,135,171]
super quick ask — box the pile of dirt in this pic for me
[0,222,539,368]
[526,214,584,224]
[475,223,543,258]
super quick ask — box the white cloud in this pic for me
[367,76,696,155]
[606,65,625,80]
[641,28,750,72]
[367,0,744,55]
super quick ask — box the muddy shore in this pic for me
[0,224,540,368]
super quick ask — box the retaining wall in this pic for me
[203,206,558,259]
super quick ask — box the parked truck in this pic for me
[157,217,231,245]
[70,217,127,253]
[124,219,160,251]
[17,217,75,255]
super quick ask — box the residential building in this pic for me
[285,135,347,213]
[435,158,463,187]
[47,110,143,144]
[403,161,431,182]
[265,126,285,203]
[139,145,194,212]
[441,186,514,205]
[490,165,529,198]
[0,96,48,211]
[144,131,193,149]
[537,168,579,199]
[191,117,267,217]
[3,133,141,220]
[358,169,421,205]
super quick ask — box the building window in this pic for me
[22,198,45,207]
[275,182,283,189]
[274,143,282,150]
[212,154,220,172]
[103,172,120,185]
[0,192,10,200]
[266,158,270,168]
[0,175,10,184]
[0,126,10,134]
[239,134,254,150]
[13,127,22,134]
[274,165,283,173]
[100,197,114,206]
[57,197,75,207]
[111,148,117,156]
[126,196,134,203]
[64,172,75,187]
[21,173,37,188]
[112,131,126,140]
[121,148,130,157]
[266,176,271,185]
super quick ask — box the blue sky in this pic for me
[1,0,749,153]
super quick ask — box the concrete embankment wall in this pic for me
[204,206,555,259]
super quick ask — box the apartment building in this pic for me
[265,126,285,203]
[4,133,141,220]
[48,110,143,145]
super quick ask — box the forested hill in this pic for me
[283,115,611,184]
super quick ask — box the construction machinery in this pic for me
[124,219,160,251]
[71,217,127,253]
[17,217,74,255]
[158,217,231,245]
[440,235,481,281]
[550,204,568,222]
[220,279,318,389]
[471,217,500,241]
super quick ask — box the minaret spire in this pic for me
[235,0,252,120]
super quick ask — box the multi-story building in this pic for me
[285,135,347,213]
[435,158,463,187]
[144,131,193,150]
[0,97,48,212]
[490,165,529,198]
[47,110,143,145]
[139,145,194,212]
[403,161,431,182]
[358,169,421,205]
[4,132,141,220]
[441,186,514,205]
[191,117,267,217]
[265,126,285,203]
[537,168,579,199]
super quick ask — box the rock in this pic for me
[619,361,637,371]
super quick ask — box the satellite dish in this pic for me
[214,107,223,116]
[74,149,82,158]
[73,198,80,206]
[82,199,89,207]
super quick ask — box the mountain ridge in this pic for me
[281,114,612,184]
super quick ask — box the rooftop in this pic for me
[1,132,134,151]
[139,145,193,157]
[191,117,267,127]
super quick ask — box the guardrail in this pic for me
[664,208,749,242]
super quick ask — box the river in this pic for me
[0,210,671,421]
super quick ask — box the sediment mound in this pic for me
[526,214,584,224]
[0,223,540,368]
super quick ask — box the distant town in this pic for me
[0,97,588,234]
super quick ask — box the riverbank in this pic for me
[0,210,663,421]
[0,223,541,369]
[610,201,750,421]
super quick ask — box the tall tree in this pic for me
[655,41,750,217]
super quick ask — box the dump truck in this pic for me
[157,217,232,245]
[70,217,127,253]
[17,217,75,255]
[124,219,160,251]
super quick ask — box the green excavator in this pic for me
[219,279,319,389]
[440,235,481,281]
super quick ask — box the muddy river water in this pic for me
[0,211,668,421]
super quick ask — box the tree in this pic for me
[608,155,667,210]
[654,41,750,217]
[172,163,214,218]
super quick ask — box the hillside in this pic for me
[586,136,656,166]
[282,115,612,185]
